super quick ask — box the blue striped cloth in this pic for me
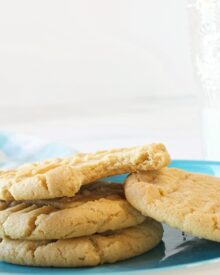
[0,132,76,169]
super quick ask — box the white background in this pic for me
[0,0,202,159]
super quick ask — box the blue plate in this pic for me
[1,160,220,275]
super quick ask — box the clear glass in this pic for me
[188,0,220,160]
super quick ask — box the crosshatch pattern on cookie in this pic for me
[0,143,170,201]
[0,182,146,240]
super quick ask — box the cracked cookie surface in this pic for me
[125,168,220,242]
[0,143,170,201]
[0,220,163,267]
[0,182,145,240]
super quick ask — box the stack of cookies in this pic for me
[0,143,170,267]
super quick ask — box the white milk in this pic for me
[188,0,220,160]
[203,108,220,160]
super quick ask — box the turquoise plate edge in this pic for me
[1,160,220,274]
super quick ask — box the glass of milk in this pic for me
[188,0,220,160]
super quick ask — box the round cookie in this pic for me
[0,182,145,240]
[0,220,163,267]
[0,143,170,201]
[125,168,220,242]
